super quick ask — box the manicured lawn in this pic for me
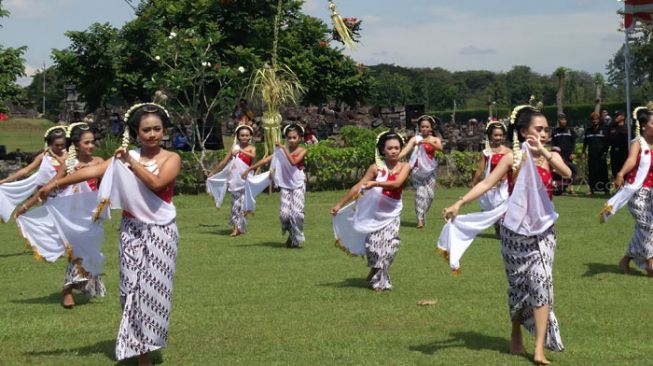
[0,118,55,152]
[0,187,650,365]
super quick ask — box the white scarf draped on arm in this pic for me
[437,142,558,273]
[408,135,438,179]
[16,191,106,275]
[333,171,402,256]
[478,152,509,211]
[600,137,650,223]
[243,148,304,213]
[0,156,56,222]
[206,156,251,208]
[94,154,176,225]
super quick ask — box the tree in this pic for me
[554,67,568,114]
[23,67,66,121]
[52,23,119,111]
[0,2,27,113]
[593,73,604,113]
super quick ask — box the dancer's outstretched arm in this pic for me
[243,155,273,178]
[0,152,46,184]
[614,139,642,189]
[330,164,377,215]
[398,136,417,160]
[443,153,513,220]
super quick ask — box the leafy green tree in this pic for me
[23,67,65,121]
[0,1,27,113]
[52,23,119,111]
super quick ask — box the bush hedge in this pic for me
[429,102,635,126]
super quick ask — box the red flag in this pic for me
[624,0,653,29]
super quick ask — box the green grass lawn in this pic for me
[0,118,55,152]
[0,187,650,365]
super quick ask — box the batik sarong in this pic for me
[500,223,564,352]
[625,187,653,270]
[280,184,305,247]
[115,216,179,361]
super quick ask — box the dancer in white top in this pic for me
[442,105,571,365]
[39,103,180,366]
[331,130,410,291]
[602,104,653,276]
[399,115,442,228]
[243,124,307,248]
[207,124,256,237]
[0,126,67,221]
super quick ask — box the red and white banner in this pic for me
[624,0,653,29]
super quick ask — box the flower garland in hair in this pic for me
[42,126,67,150]
[633,105,649,139]
[232,124,255,151]
[483,120,506,156]
[374,130,406,172]
[65,122,90,175]
[509,105,533,172]
[282,123,305,137]
[122,102,170,123]
[121,102,170,150]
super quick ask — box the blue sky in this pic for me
[2,0,625,85]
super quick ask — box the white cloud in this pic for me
[459,46,496,55]
[344,10,623,75]
[4,0,50,20]
[24,64,38,77]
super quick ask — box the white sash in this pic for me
[0,156,56,222]
[271,147,305,189]
[243,171,272,213]
[601,137,650,223]
[206,157,251,208]
[478,152,509,211]
[436,143,557,273]
[16,191,106,275]
[408,136,437,179]
[502,143,558,236]
[437,201,508,272]
[332,171,403,256]
[94,155,176,225]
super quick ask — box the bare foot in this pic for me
[416,220,424,229]
[510,334,525,354]
[533,356,551,365]
[618,257,631,275]
[533,346,550,365]
[230,229,241,237]
[62,288,75,309]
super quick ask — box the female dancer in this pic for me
[331,130,410,291]
[243,124,307,248]
[207,124,256,236]
[16,122,106,308]
[442,106,570,364]
[39,103,180,366]
[0,126,67,221]
[604,106,653,276]
[471,121,510,235]
[399,115,442,228]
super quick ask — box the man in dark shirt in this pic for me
[608,111,629,180]
[551,113,577,194]
[582,112,609,195]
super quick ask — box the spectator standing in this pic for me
[551,113,577,194]
[582,112,610,195]
[608,111,629,180]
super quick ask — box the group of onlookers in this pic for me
[551,109,629,195]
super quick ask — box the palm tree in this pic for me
[554,67,569,115]
[593,73,604,114]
